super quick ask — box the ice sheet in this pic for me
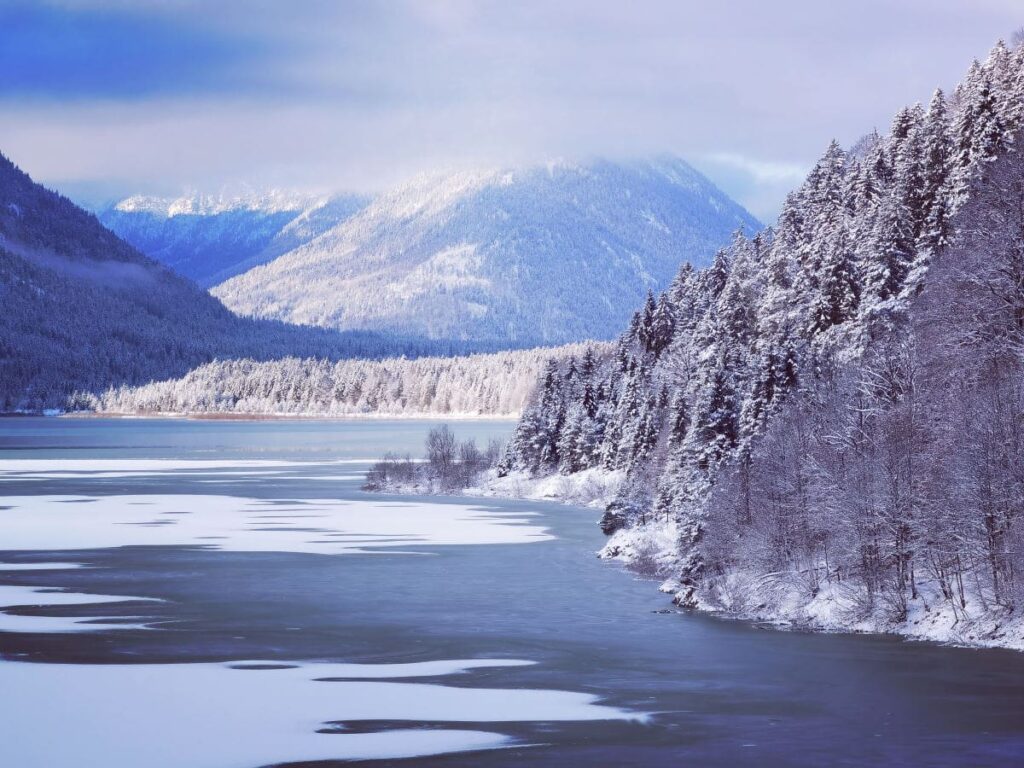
[0,494,553,554]
[0,659,639,767]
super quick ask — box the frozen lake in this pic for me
[1,417,1023,767]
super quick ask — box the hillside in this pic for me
[99,191,368,286]
[0,154,496,411]
[495,41,1024,649]
[84,343,609,418]
[212,158,760,345]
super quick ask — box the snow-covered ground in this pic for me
[668,564,1024,652]
[371,467,626,517]
[471,467,625,509]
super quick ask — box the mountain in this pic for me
[497,41,1024,648]
[98,191,368,286]
[0,154,496,411]
[212,158,760,345]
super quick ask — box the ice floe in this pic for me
[0,494,553,554]
[0,458,374,480]
[0,658,639,767]
[0,584,159,633]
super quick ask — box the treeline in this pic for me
[84,343,607,416]
[500,41,1024,629]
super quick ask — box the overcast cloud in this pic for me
[0,0,1020,220]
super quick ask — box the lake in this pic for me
[1,417,1023,767]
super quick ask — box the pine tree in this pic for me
[649,293,676,358]
[863,188,913,306]
[685,355,738,473]
[809,210,859,334]
[915,89,953,257]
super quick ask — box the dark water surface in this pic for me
[1,417,1023,767]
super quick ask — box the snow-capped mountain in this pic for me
[0,153,493,410]
[212,157,760,345]
[99,191,369,286]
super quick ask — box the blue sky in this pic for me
[0,0,1020,220]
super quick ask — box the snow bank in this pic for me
[676,567,1024,652]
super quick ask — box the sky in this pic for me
[0,1,1021,221]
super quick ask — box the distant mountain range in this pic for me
[0,154,494,410]
[98,191,368,286]
[107,157,760,345]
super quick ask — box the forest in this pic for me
[498,41,1024,642]
[85,344,604,417]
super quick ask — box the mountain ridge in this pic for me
[99,190,370,286]
[212,156,760,345]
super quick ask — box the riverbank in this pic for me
[32,411,519,422]
[371,463,1024,653]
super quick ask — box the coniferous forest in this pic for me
[499,41,1024,641]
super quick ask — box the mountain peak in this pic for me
[212,156,761,345]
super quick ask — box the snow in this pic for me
[373,467,625,518]
[85,345,596,418]
[211,157,759,344]
[114,190,324,218]
[0,562,84,571]
[0,458,371,480]
[0,584,158,633]
[680,566,1024,652]
[475,467,624,509]
[0,493,553,554]
[598,520,681,576]
[0,658,639,767]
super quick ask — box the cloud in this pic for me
[702,154,809,186]
[0,2,280,100]
[0,0,1021,220]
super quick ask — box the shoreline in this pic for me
[369,465,1024,654]
[21,411,520,423]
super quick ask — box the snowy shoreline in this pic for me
[372,465,1024,653]
[55,411,520,422]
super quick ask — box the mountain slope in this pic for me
[212,158,760,345]
[496,41,1024,648]
[99,191,368,286]
[0,154,493,410]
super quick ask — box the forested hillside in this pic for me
[0,154,498,411]
[86,344,606,417]
[498,41,1024,647]
[213,158,760,345]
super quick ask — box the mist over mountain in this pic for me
[212,157,760,345]
[99,191,369,286]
